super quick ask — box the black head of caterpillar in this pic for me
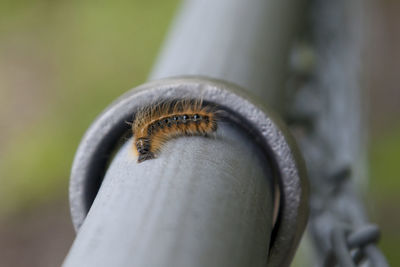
[132,99,218,163]
[135,137,155,163]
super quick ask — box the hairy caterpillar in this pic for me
[132,100,218,163]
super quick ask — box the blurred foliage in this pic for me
[0,0,180,216]
[369,126,400,265]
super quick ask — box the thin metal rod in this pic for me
[64,123,274,267]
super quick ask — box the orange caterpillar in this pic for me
[132,100,218,163]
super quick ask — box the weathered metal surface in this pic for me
[65,121,274,267]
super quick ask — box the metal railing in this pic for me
[287,0,389,266]
[63,0,389,266]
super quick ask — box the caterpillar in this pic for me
[132,99,218,163]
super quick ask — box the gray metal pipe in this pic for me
[64,123,274,267]
[65,0,308,266]
[150,0,307,112]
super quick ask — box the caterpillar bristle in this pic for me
[124,121,133,126]
[132,99,218,163]
[137,151,155,163]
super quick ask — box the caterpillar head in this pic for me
[135,138,154,163]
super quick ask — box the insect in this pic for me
[132,99,218,163]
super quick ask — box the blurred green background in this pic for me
[0,0,398,266]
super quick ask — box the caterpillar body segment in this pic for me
[132,100,218,162]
